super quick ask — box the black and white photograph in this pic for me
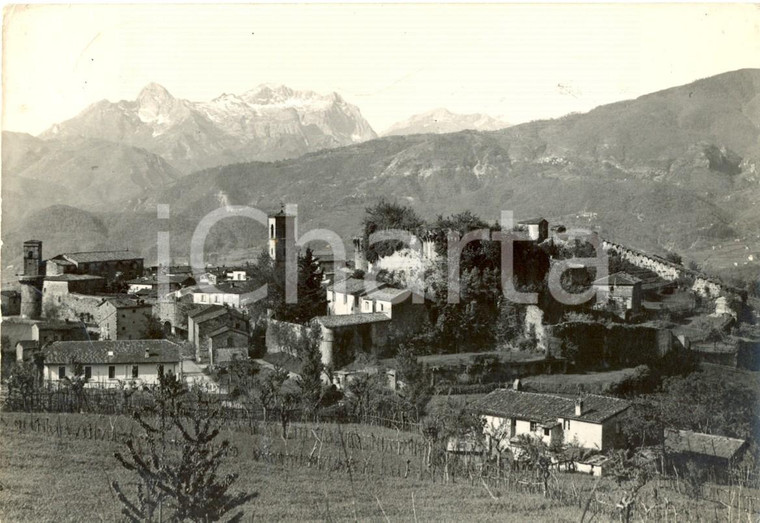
[1,3,759,521]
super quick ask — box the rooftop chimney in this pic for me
[144,349,150,359]
[107,350,114,357]
[575,398,584,417]
[513,378,521,391]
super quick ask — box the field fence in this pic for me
[3,412,757,522]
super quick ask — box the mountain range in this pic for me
[3,69,760,280]
[41,83,377,173]
[382,108,510,136]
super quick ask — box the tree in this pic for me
[298,326,324,419]
[271,248,327,323]
[112,373,255,522]
[345,372,391,422]
[664,251,683,265]
[494,299,522,346]
[396,343,433,420]
[256,366,290,423]
[112,376,255,522]
[605,449,654,523]
[6,360,41,410]
[362,199,425,263]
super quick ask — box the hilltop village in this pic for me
[2,200,759,483]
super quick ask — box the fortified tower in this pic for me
[19,240,44,318]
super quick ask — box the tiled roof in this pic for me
[665,429,746,460]
[187,304,227,319]
[474,389,630,424]
[45,274,104,282]
[364,287,413,303]
[206,325,248,338]
[315,312,391,329]
[58,251,142,263]
[593,272,641,286]
[128,275,194,285]
[328,278,384,296]
[43,340,181,364]
[98,298,151,309]
[36,321,86,331]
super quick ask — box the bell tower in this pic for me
[268,205,296,266]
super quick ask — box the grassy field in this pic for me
[521,369,637,395]
[1,411,757,522]
[0,412,586,522]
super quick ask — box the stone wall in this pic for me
[602,239,746,304]
[42,289,104,324]
[547,321,673,370]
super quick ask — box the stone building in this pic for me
[516,218,549,242]
[46,250,144,283]
[592,272,642,317]
[97,298,153,340]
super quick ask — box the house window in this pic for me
[343,294,347,304]
[58,366,66,379]
[530,421,537,432]
[84,366,92,380]
[132,365,139,378]
[108,366,115,379]
[157,364,164,377]
[543,428,551,436]
[564,420,571,430]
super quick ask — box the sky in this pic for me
[3,3,760,135]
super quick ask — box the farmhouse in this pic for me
[42,339,182,387]
[476,388,630,452]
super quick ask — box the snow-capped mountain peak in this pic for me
[383,108,510,136]
[41,83,378,172]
